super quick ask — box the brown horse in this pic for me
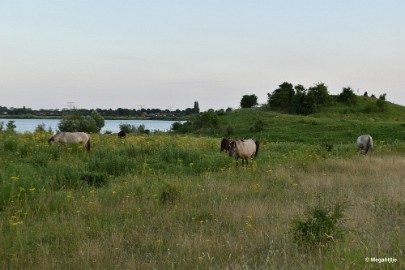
[229,138,259,166]
[48,132,91,151]
[118,130,126,138]
[220,138,231,152]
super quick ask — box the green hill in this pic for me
[216,96,405,146]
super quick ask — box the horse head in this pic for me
[220,138,231,152]
[228,140,237,157]
[48,136,55,145]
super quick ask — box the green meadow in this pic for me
[1,98,405,269]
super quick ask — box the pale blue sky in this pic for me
[1,0,404,111]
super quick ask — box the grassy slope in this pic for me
[217,96,405,145]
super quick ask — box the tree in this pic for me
[193,101,200,114]
[376,93,387,112]
[58,110,105,133]
[194,110,218,129]
[338,87,357,105]
[91,110,105,133]
[240,94,258,108]
[291,84,314,115]
[6,121,16,133]
[307,82,330,109]
[267,82,295,110]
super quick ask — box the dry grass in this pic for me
[2,148,404,269]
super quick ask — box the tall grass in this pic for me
[0,131,404,269]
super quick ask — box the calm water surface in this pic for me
[0,118,179,133]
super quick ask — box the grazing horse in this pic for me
[357,134,373,154]
[220,138,231,152]
[229,139,259,166]
[48,132,91,151]
[118,130,126,138]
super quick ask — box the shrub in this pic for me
[194,111,218,130]
[58,110,105,133]
[250,119,266,132]
[119,123,150,134]
[338,87,357,105]
[240,94,258,108]
[159,184,180,205]
[6,121,16,133]
[35,123,47,133]
[376,98,387,112]
[291,200,347,250]
[4,138,18,151]
[171,121,193,133]
[80,172,109,187]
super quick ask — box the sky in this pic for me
[1,0,404,111]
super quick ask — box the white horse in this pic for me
[48,132,91,151]
[229,139,259,166]
[357,134,373,154]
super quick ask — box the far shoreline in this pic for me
[0,115,188,121]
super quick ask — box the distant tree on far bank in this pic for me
[193,101,200,114]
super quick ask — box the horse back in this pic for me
[235,139,257,157]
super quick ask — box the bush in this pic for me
[80,172,109,187]
[240,94,258,108]
[6,121,16,133]
[291,200,346,250]
[58,110,105,133]
[376,98,387,112]
[35,123,47,133]
[250,119,266,132]
[194,111,218,130]
[159,184,180,205]
[171,121,193,133]
[338,87,357,105]
[119,123,149,134]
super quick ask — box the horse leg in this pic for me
[242,158,248,166]
[365,145,370,154]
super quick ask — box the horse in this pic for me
[220,138,231,152]
[48,132,91,151]
[229,138,259,166]
[118,130,126,138]
[357,134,373,154]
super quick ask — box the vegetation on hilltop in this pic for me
[173,100,405,145]
[172,83,405,147]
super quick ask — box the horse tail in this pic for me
[85,137,91,151]
[365,135,372,154]
[254,139,259,157]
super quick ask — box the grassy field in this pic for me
[1,101,405,269]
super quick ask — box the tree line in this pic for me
[240,82,387,114]
[0,101,200,118]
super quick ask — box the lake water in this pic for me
[0,118,180,133]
